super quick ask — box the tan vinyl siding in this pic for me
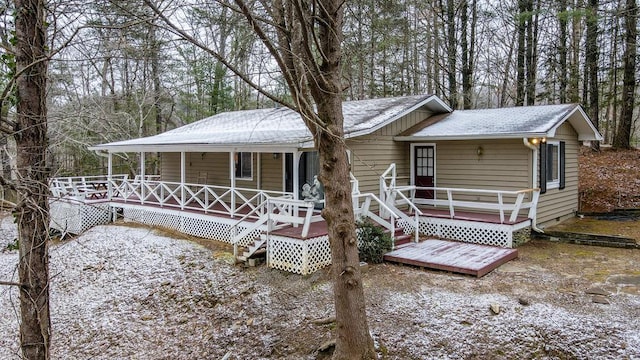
[160,153,181,182]
[160,152,231,185]
[433,139,531,204]
[160,151,286,192]
[537,123,580,226]
[435,140,530,190]
[260,153,284,192]
[347,109,431,194]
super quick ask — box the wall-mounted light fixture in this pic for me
[272,153,281,160]
[476,146,484,156]
[528,137,547,146]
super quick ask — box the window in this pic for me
[234,152,252,179]
[546,143,559,185]
[540,141,565,193]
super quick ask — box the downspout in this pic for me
[523,138,543,233]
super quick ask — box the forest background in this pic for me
[0,0,638,178]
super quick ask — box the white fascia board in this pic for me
[89,143,301,153]
[394,132,549,142]
[345,95,453,139]
[547,105,603,141]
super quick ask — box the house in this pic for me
[49,95,602,275]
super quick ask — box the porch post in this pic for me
[180,151,186,210]
[257,152,262,192]
[293,150,301,218]
[140,152,145,204]
[107,152,113,199]
[230,151,236,217]
[293,150,300,201]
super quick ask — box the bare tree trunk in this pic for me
[558,0,568,103]
[306,1,376,357]
[586,0,599,149]
[13,0,51,358]
[613,0,637,149]
[461,0,473,109]
[446,0,457,109]
[569,0,582,103]
[516,0,527,106]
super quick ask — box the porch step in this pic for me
[237,234,267,262]
[385,228,413,246]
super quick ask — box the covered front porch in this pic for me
[49,160,539,275]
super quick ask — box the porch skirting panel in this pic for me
[117,204,262,246]
[50,199,111,235]
[268,235,331,275]
[418,217,531,248]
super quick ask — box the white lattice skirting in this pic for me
[50,199,111,234]
[118,205,262,246]
[268,235,332,275]
[418,217,531,248]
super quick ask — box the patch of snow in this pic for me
[1,216,639,359]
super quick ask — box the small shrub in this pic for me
[356,220,393,264]
[5,238,19,251]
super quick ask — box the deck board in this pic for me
[383,239,518,277]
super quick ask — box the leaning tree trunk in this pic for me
[14,0,51,359]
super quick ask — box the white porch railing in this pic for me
[395,186,541,225]
[107,177,292,219]
[50,174,129,200]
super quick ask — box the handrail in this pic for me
[352,192,401,248]
[350,172,360,195]
[388,189,422,243]
[395,185,541,225]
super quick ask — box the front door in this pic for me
[414,145,435,199]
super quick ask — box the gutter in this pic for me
[523,138,544,233]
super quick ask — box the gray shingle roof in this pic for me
[92,94,450,152]
[396,104,602,141]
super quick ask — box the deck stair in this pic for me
[236,234,267,262]
[388,228,413,247]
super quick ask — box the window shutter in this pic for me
[559,141,566,190]
[539,143,547,194]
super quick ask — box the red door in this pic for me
[414,146,435,199]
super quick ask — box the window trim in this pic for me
[546,141,560,190]
[234,152,253,180]
[540,140,565,193]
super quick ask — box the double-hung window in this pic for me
[540,141,565,193]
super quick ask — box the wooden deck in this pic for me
[270,220,328,239]
[383,239,518,277]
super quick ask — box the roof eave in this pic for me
[394,132,549,141]
[89,143,305,153]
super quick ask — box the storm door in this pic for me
[414,145,435,199]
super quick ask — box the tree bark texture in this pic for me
[613,0,637,149]
[310,1,376,358]
[13,0,51,359]
[586,0,600,149]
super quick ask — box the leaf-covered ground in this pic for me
[1,218,640,359]
[579,146,640,213]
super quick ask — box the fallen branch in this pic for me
[0,280,25,287]
[311,316,336,325]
